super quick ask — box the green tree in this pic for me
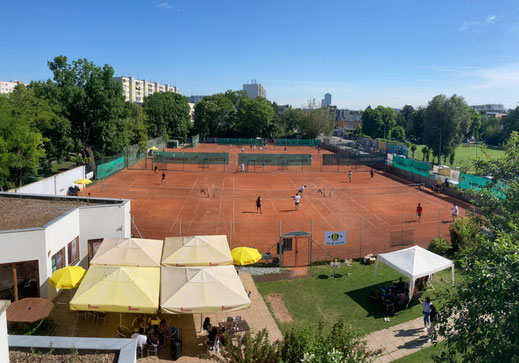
[143,92,191,141]
[467,107,482,140]
[279,107,300,136]
[122,102,148,152]
[396,105,415,135]
[410,144,417,158]
[297,108,334,138]
[193,94,235,138]
[480,115,504,146]
[502,106,519,140]
[361,106,396,139]
[423,94,472,164]
[435,132,519,362]
[0,93,46,189]
[236,97,275,137]
[39,56,127,168]
[389,125,406,142]
[411,107,425,143]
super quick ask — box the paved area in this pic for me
[49,272,281,362]
[366,316,441,362]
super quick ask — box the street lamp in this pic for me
[432,126,442,165]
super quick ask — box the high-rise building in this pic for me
[0,80,26,94]
[321,93,332,107]
[243,80,266,99]
[187,95,208,103]
[113,76,178,104]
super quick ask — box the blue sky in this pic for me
[1,0,519,109]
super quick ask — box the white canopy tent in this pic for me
[373,246,454,307]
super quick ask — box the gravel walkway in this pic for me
[237,266,281,275]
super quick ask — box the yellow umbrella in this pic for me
[50,266,86,289]
[70,265,159,314]
[150,146,159,151]
[74,178,92,185]
[231,247,262,266]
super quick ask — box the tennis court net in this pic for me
[328,183,425,197]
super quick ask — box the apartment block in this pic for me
[0,80,26,94]
[113,76,179,103]
[243,80,266,99]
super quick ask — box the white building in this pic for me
[243,80,266,99]
[0,193,131,302]
[113,76,179,104]
[0,80,26,94]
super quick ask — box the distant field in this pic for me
[409,144,504,171]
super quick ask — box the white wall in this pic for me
[9,166,86,196]
[44,209,81,300]
[0,301,9,363]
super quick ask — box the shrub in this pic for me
[450,217,480,251]
[428,237,451,255]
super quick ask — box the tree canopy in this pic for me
[361,106,397,139]
[436,132,519,362]
[423,94,472,164]
[143,92,191,141]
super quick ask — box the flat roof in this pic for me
[0,193,126,231]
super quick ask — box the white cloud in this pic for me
[157,2,172,9]
[458,14,497,31]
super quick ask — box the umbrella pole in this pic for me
[200,313,202,333]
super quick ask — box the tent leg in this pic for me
[373,259,379,280]
[451,266,455,286]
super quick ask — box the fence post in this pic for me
[310,219,313,265]
[360,216,363,258]
[401,213,405,248]
[438,210,441,237]
[229,220,233,249]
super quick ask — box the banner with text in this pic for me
[324,231,347,245]
[238,153,312,166]
[392,156,431,177]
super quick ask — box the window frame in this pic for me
[67,237,80,265]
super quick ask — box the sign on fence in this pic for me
[97,156,126,179]
[392,156,431,177]
[459,173,506,199]
[154,152,229,165]
[324,231,346,245]
[238,153,312,166]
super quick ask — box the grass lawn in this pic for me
[255,262,456,336]
[392,341,462,362]
[409,144,504,171]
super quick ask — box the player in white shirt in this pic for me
[298,185,306,197]
[452,204,459,219]
[293,194,301,211]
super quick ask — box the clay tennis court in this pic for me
[87,145,467,264]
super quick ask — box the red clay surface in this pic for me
[87,145,468,263]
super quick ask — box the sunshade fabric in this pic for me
[231,247,262,265]
[74,179,92,184]
[50,266,86,289]
[160,265,251,314]
[161,235,233,266]
[90,238,163,267]
[373,245,454,306]
[70,265,159,313]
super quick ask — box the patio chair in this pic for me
[77,310,88,322]
[96,312,107,326]
[234,316,242,322]
[87,311,97,322]
[136,345,145,359]
[206,338,216,353]
[383,299,394,312]
[148,342,158,357]
[226,317,234,322]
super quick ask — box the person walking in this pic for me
[419,296,433,332]
[427,304,440,343]
[241,146,244,153]
[298,185,306,198]
[154,165,158,175]
[348,170,352,183]
[241,163,245,174]
[416,203,423,222]
[256,196,262,214]
[318,146,321,154]
[293,193,301,211]
[452,204,459,219]
[161,171,166,184]
[370,168,374,179]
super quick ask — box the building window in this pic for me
[67,237,80,265]
[88,239,104,265]
[51,248,65,273]
[283,238,293,251]
[0,261,39,301]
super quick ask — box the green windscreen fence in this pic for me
[154,152,229,165]
[97,156,126,179]
[323,153,386,165]
[238,153,312,166]
[217,138,262,146]
[392,156,431,177]
[274,139,319,146]
[459,173,507,199]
